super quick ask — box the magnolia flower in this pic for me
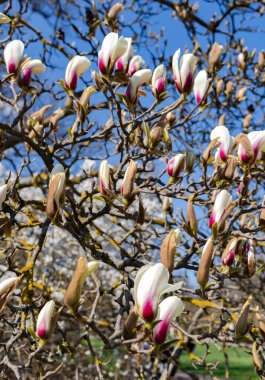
[98,32,128,75]
[65,56,91,90]
[209,189,233,229]
[115,38,133,73]
[134,263,182,322]
[210,125,234,162]
[128,55,145,76]
[36,300,55,340]
[99,160,111,195]
[0,13,11,24]
[193,70,209,104]
[19,59,46,86]
[152,64,167,99]
[166,154,185,178]
[46,164,66,219]
[4,40,24,74]
[222,238,238,266]
[152,296,184,345]
[172,49,196,94]
[0,184,8,210]
[237,131,265,164]
[124,69,152,104]
[64,257,99,311]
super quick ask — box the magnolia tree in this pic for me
[0,0,265,379]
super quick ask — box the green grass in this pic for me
[179,344,258,379]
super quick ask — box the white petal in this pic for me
[22,59,46,74]
[111,36,128,63]
[193,70,208,101]
[101,32,119,68]
[214,189,232,223]
[172,49,181,84]
[65,56,90,83]
[4,40,24,71]
[129,69,152,99]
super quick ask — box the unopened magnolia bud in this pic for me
[79,86,96,110]
[64,257,99,311]
[252,342,263,371]
[236,134,254,164]
[225,81,234,97]
[223,156,237,181]
[36,300,56,341]
[238,52,246,72]
[209,42,223,70]
[222,238,237,266]
[243,114,252,131]
[218,114,225,125]
[30,105,52,124]
[236,87,247,102]
[258,51,264,71]
[166,154,185,178]
[99,160,111,195]
[197,237,214,289]
[254,311,265,340]
[216,79,224,95]
[235,296,252,336]
[150,125,163,148]
[160,229,182,273]
[259,195,265,226]
[165,111,176,125]
[107,3,123,20]
[46,164,66,219]
[120,160,137,199]
[123,306,139,340]
[246,240,256,277]
[187,194,197,235]
[162,196,173,215]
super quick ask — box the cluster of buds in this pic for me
[4,40,46,86]
[133,263,184,345]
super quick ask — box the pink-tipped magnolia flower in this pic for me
[115,38,133,73]
[166,154,185,178]
[222,238,237,266]
[152,296,184,345]
[210,126,234,162]
[65,56,91,90]
[36,300,55,340]
[99,160,111,195]
[124,69,152,104]
[172,49,197,95]
[238,131,265,164]
[209,189,233,229]
[4,40,24,74]
[128,55,145,76]
[20,59,46,86]
[193,70,209,104]
[152,64,167,99]
[0,13,11,24]
[134,263,182,322]
[98,32,128,75]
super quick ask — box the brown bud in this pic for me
[160,230,181,273]
[202,137,219,165]
[236,87,247,102]
[64,257,99,311]
[162,196,173,215]
[258,51,264,71]
[217,201,236,233]
[252,342,263,371]
[187,194,197,235]
[223,156,237,181]
[246,240,256,278]
[216,79,224,95]
[243,114,252,131]
[218,114,225,125]
[225,81,234,96]
[123,306,139,340]
[150,125,163,148]
[107,3,123,20]
[79,86,97,110]
[259,195,265,226]
[254,311,265,340]
[30,105,52,124]
[121,161,137,199]
[235,296,252,336]
[197,237,214,289]
[46,165,66,220]
[209,42,223,70]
